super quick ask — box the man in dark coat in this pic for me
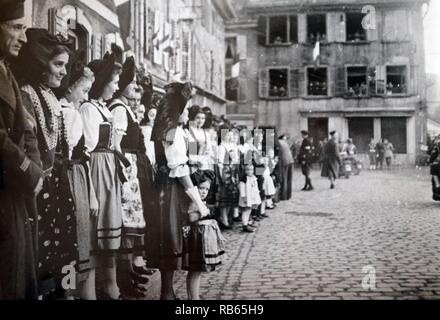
[298,130,313,191]
[278,134,294,200]
[0,0,43,300]
[321,131,341,189]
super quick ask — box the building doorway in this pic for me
[308,118,328,162]
[348,117,374,153]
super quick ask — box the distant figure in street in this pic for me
[298,130,314,191]
[376,139,385,169]
[278,134,294,200]
[368,138,376,170]
[429,135,440,201]
[383,139,395,169]
[321,131,342,189]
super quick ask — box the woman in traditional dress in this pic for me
[13,28,77,298]
[79,51,122,300]
[148,82,210,300]
[109,57,151,297]
[59,50,98,300]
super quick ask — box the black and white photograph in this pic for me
[1,0,440,309]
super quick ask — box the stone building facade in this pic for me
[226,0,428,165]
[28,0,235,116]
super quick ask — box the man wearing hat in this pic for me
[298,130,314,191]
[0,0,43,299]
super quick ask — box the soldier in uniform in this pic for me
[0,0,43,299]
[298,130,314,191]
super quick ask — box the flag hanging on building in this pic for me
[313,40,320,61]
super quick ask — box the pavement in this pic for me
[169,167,440,300]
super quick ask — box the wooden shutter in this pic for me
[289,15,298,43]
[375,65,386,95]
[259,68,268,98]
[335,13,346,42]
[92,34,103,59]
[335,67,346,97]
[257,16,267,46]
[289,68,300,97]
[298,14,307,43]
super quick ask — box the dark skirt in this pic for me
[144,177,189,271]
[67,164,95,282]
[218,164,240,208]
[183,219,226,272]
[37,158,78,295]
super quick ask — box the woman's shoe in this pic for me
[242,225,256,233]
[131,271,150,285]
[218,221,232,230]
[132,265,156,276]
[259,213,269,219]
[330,184,335,189]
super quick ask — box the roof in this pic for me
[246,0,428,10]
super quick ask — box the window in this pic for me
[267,15,298,45]
[386,66,407,95]
[307,68,327,96]
[346,12,367,42]
[307,14,326,43]
[268,69,288,97]
[226,78,238,101]
[346,66,368,96]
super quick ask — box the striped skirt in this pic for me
[90,152,122,255]
[67,163,96,281]
[183,219,226,272]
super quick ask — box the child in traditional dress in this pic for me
[261,153,277,210]
[184,170,226,300]
[239,164,262,233]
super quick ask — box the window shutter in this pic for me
[335,13,346,42]
[375,65,386,95]
[259,68,268,98]
[237,35,247,60]
[257,16,267,46]
[238,78,247,102]
[298,14,307,43]
[335,67,346,97]
[289,68,300,97]
[92,34,103,59]
[366,10,378,42]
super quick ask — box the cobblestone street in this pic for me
[173,167,440,300]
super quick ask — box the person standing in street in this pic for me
[0,0,44,300]
[368,138,376,170]
[376,138,385,170]
[321,131,341,189]
[383,139,395,169]
[278,134,294,200]
[298,130,313,191]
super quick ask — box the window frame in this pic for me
[385,64,408,96]
[345,12,368,43]
[265,15,298,46]
[267,66,290,99]
[345,65,369,97]
[306,66,329,97]
[306,13,327,44]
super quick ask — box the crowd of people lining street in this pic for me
[0,0,407,302]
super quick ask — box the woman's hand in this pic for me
[90,194,99,217]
